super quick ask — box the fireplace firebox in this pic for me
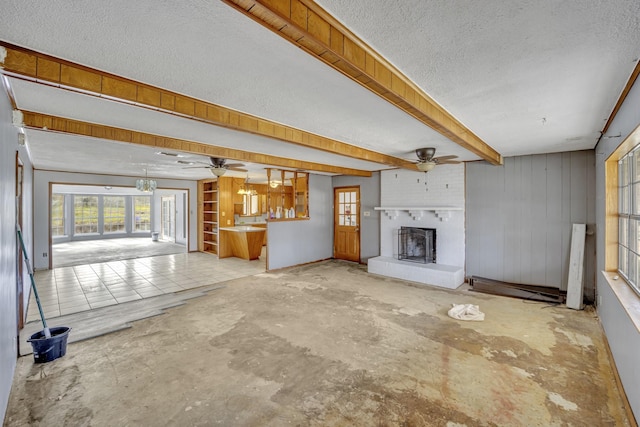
[398,227,436,264]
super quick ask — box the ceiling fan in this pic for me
[412,147,460,172]
[179,156,247,176]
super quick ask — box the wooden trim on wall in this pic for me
[222,0,503,166]
[602,60,640,135]
[0,42,410,170]
[20,111,372,177]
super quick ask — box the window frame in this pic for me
[103,196,126,234]
[51,193,66,237]
[617,145,640,296]
[133,196,152,232]
[73,195,99,235]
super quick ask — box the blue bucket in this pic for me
[27,327,71,363]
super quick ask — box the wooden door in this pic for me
[334,186,360,262]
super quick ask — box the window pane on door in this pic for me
[104,196,126,233]
[134,196,151,232]
[74,196,98,234]
[337,190,357,227]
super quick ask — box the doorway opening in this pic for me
[50,184,188,267]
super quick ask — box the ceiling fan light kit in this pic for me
[416,161,436,172]
[184,157,245,177]
[412,147,460,172]
[211,167,227,177]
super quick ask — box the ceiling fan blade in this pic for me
[178,160,210,166]
[224,163,245,168]
[433,155,458,162]
[182,166,211,169]
[436,160,461,165]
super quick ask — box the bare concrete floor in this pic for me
[5,261,631,426]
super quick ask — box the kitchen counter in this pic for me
[219,226,266,260]
[220,226,265,232]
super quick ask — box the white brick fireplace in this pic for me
[368,165,465,289]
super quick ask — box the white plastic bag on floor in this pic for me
[448,304,485,321]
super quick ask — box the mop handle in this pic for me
[16,224,50,335]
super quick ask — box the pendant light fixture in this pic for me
[136,169,157,193]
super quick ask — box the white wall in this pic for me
[33,170,198,269]
[594,75,640,420]
[17,146,33,324]
[267,174,333,270]
[466,151,596,295]
[380,165,465,267]
[0,90,18,421]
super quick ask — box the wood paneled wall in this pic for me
[466,151,596,300]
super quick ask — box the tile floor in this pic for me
[52,237,186,268]
[27,251,266,323]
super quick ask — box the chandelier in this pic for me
[237,176,257,195]
[136,169,157,193]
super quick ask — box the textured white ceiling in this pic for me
[1,0,639,179]
[317,0,640,156]
[11,78,388,173]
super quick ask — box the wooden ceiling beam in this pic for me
[0,42,408,169]
[222,0,503,166]
[19,111,373,177]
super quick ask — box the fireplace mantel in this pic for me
[374,206,462,221]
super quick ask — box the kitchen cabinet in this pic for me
[266,169,308,220]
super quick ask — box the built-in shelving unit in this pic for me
[199,179,219,255]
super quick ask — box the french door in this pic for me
[161,196,175,242]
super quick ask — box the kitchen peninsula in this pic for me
[218,226,266,260]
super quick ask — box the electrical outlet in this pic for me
[227,219,231,225]
[363,211,371,217]
[222,211,225,216]
[43,253,47,257]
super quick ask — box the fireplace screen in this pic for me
[398,227,436,263]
